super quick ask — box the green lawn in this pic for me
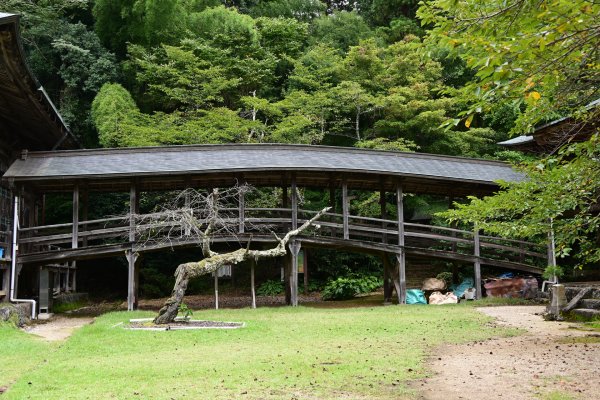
[0,304,518,399]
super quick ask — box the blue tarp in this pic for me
[450,277,474,298]
[406,289,427,304]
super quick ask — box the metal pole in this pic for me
[10,195,36,319]
[474,227,482,300]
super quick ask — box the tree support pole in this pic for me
[289,240,301,307]
[214,272,219,310]
[395,252,406,304]
[126,250,139,311]
[250,258,256,309]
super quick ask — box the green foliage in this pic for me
[418,0,600,133]
[249,0,326,21]
[309,11,373,52]
[543,265,564,281]
[436,271,453,287]
[321,275,383,300]
[256,279,284,296]
[93,0,187,55]
[439,135,600,269]
[0,0,118,146]
[92,83,256,146]
[178,302,194,321]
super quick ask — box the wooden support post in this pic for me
[282,186,288,208]
[342,180,349,240]
[380,187,387,244]
[129,183,138,243]
[214,272,219,310]
[395,252,406,304]
[291,175,298,230]
[284,252,291,305]
[289,240,301,306]
[72,185,79,249]
[382,253,393,303]
[126,250,139,311]
[81,189,89,248]
[69,185,79,292]
[329,182,336,213]
[396,184,404,247]
[184,189,191,236]
[396,184,406,304]
[41,193,46,226]
[303,249,308,295]
[239,188,245,234]
[473,228,482,300]
[250,258,256,309]
[329,181,336,237]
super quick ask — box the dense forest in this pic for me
[1,0,598,289]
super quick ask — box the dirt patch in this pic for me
[137,293,323,310]
[24,316,94,341]
[128,318,244,330]
[415,306,600,399]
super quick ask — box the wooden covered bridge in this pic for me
[3,144,548,310]
[0,12,548,316]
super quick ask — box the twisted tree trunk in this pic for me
[153,207,329,324]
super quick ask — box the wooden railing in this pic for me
[17,207,547,270]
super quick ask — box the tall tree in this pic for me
[420,0,600,273]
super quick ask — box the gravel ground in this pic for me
[24,316,94,341]
[416,306,600,400]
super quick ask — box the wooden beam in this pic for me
[81,188,89,247]
[184,189,191,236]
[282,186,288,208]
[303,249,308,295]
[396,252,406,304]
[380,188,387,244]
[396,184,404,247]
[69,185,79,292]
[473,227,482,300]
[129,183,138,243]
[72,185,79,249]
[239,188,245,234]
[329,182,336,213]
[342,180,349,240]
[291,175,298,230]
[396,183,406,304]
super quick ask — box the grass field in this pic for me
[0,304,518,400]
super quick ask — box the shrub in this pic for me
[256,279,284,296]
[322,275,382,300]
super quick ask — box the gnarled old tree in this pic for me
[133,185,329,324]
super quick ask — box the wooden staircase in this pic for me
[565,284,600,320]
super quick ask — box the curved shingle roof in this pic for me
[4,144,523,189]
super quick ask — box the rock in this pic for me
[0,304,27,327]
[422,278,446,291]
[571,308,600,320]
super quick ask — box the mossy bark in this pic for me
[153,207,329,324]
